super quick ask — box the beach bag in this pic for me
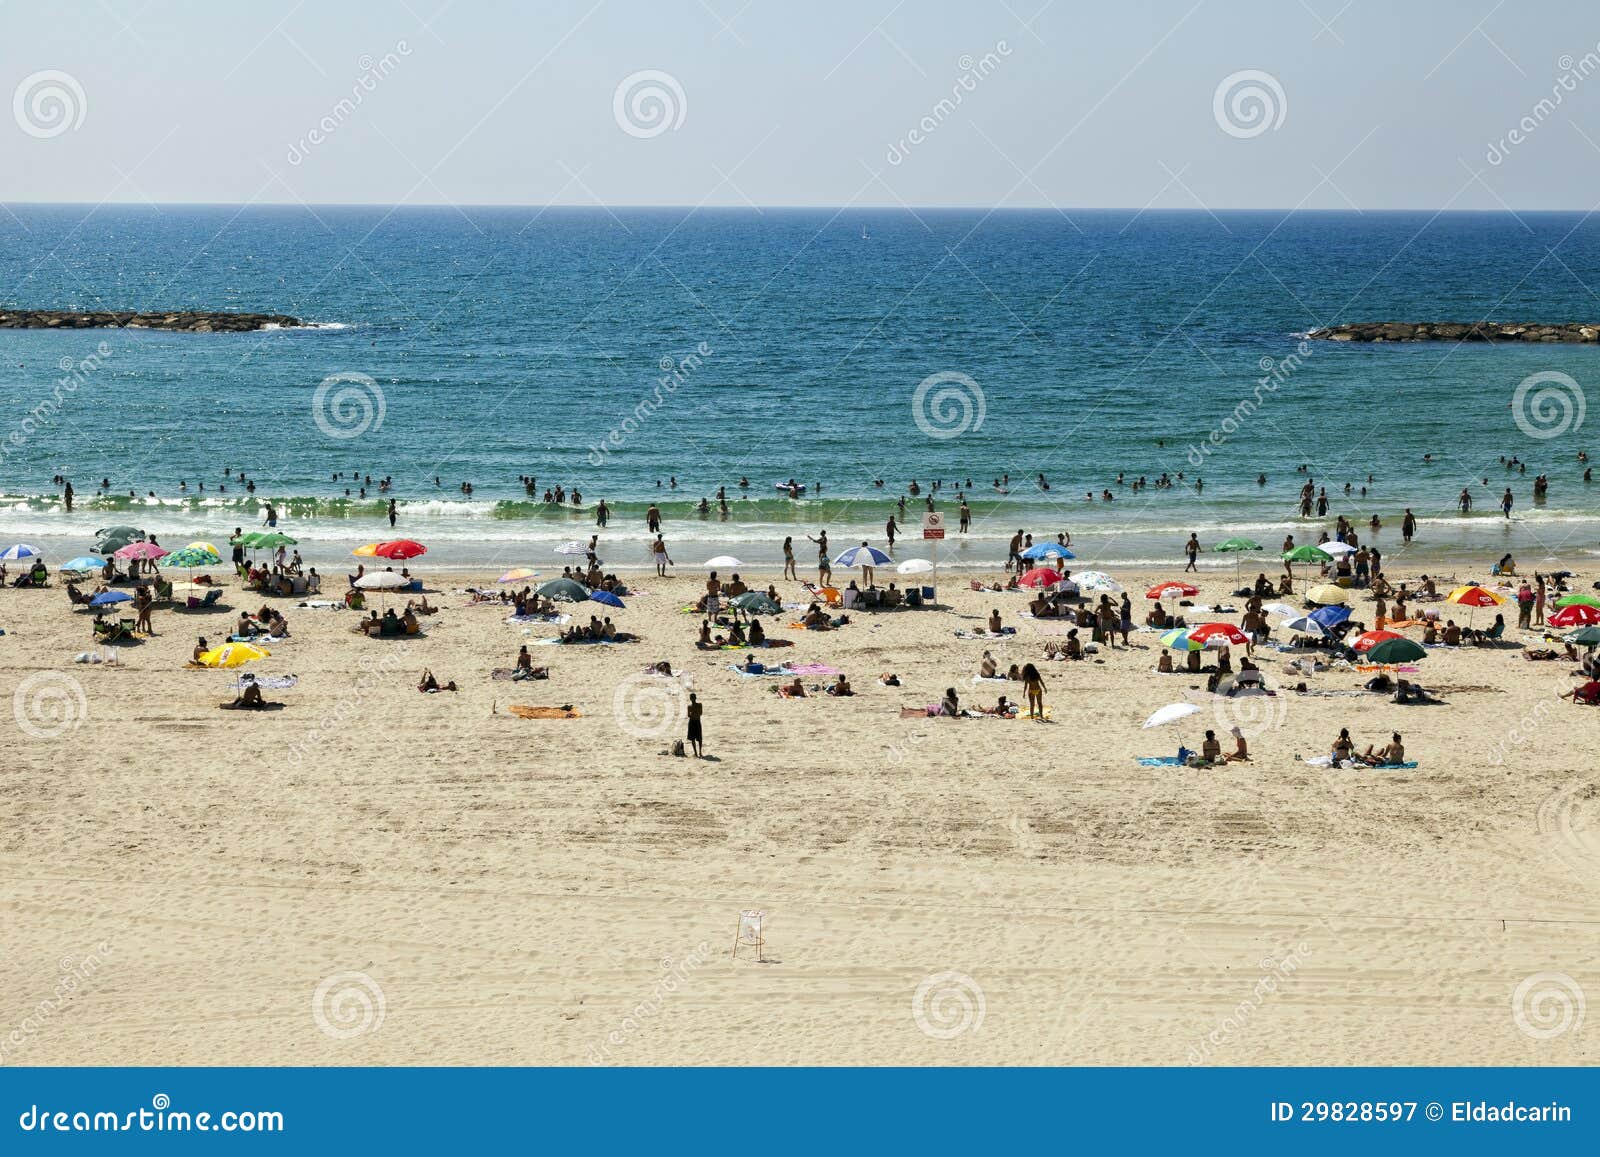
[671,740,686,757]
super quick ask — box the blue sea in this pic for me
[1,204,1597,571]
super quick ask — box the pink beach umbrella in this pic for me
[113,541,169,562]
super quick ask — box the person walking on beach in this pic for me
[1021,663,1046,721]
[1007,529,1024,572]
[1501,488,1514,518]
[885,515,897,549]
[1458,488,1472,513]
[782,536,797,581]
[387,498,397,528]
[1184,533,1200,573]
[651,534,672,577]
[686,692,704,757]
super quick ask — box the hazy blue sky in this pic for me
[4,0,1600,209]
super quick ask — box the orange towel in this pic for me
[508,705,582,719]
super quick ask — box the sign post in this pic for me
[922,511,945,603]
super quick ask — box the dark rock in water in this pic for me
[0,309,302,332]
[1309,321,1600,343]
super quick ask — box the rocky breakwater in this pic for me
[1309,321,1600,343]
[0,309,302,333]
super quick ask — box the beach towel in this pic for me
[491,667,548,681]
[971,674,1010,684]
[295,600,342,610]
[786,663,840,676]
[1135,756,1185,766]
[507,705,581,719]
[954,628,1016,640]
[728,664,787,677]
[506,613,569,624]
[233,674,299,691]
[218,700,285,711]
[1305,754,1418,769]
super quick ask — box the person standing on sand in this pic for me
[651,534,672,577]
[1184,533,1200,573]
[782,536,797,581]
[686,692,704,757]
[1021,663,1046,721]
[1007,529,1024,572]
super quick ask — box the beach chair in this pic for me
[821,586,842,608]
[1473,620,1505,645]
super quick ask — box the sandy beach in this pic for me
[2,558,1594,1066]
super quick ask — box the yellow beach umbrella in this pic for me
[1306,583,1348,606]
[186,541,222,556]
[198,642,270,668]
[352,543,381,557]
[1446,585,1505,608]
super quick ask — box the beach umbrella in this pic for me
[1283,545,1333,563]
[1187,622,1249,647]
[61,555,106,572]
[113,541,169,562]
[162,546,221,570]
[1365,637,1426,664]
[373,539,426,561]
[88,590,133,608]
[93,525,146,554]
[0,543,43,561]
[554,541,588,556]
[1146,581,1199,600]
[1142,702,1201,728]
[1352,629,1404,653]
[352,542,381,557]
[197,642,270,669]
[704,555,743,568]
[1018,567,1063,588]
[1308,605,1351,628]
[1549,604,1600,629]
[247,532,297,550]
[1263,602,1300,619]
[1282,615,1331,638]
[1447,585,1505,608]
[834,543,892,570]
[1159,628,1202,651]
[1020,542,1075,561]
[1075,571,1123,593]
[896,558,934,575]
[355,571,410,590]
[589,590,626,609]
[1320,541,1357,557]
[1563,625,1600,646]
[186,541,223,556]
[1553,592,1600,609]
[730,592,781,614]
[535,578,590,602]
[497,568,540,584]
[1305,583,1347,606]
[1213,537,1262,584]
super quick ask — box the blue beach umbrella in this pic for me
[834,543,892,569]
[1020,542,1076,561]
[1308,605,1351,629]
[1,543,44,561]
[589,590,626,609]
[89,590,133,607]
[62,555,106,572]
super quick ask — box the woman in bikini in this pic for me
[1021,663,1046,720]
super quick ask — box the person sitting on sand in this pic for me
[1233,657,1262,689]
[1157,648,1173,673]
[418,669,457,692]
[803,603,830,630]
[1360,732,1405,765]
[783,676,807,698]
[1560,679,1600,705]
[1422,621,1438,645]
[827,674,853,697]
[987,608,1004,634]
[1331,728,1355,762]
[745,618,765,646]
[651,660,674,676]
[232,681,265,709]
[1443,620,1462,646]
[406,595,435,615]
[939,687,960,717]
[382,608,401,635]
[192,636,209,663]
[726,619,745,645]
[1224,726,1250,762]
[1199,729,1222,765]
[879,672,901,687]
[980,650,998,678]
[986,695,1014,717]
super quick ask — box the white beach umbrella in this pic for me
[704,555,743,568]
[1075,571,1122,593]
[896,558,934,575]
[1320,541,1357,557]
[1281,615,1331,637]
[1142,703,1201,729]
[1262,602,1300,619]
[355,570,410,590]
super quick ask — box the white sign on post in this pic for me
[922,511,945,539]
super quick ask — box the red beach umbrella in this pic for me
[1018,567,1063,588]
[1146,581,1199,600]
[1186,622,1248,646]
[373,539,427,561]
[1549,604,1600,629]
[1352,629,1403,652]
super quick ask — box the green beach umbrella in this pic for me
[730,592,781,615]
[162,546,221,570]
[1563,625,1600,646]
[94,525,146,554]
[1214,537,1264,585]
[1282,544,1333,563]
[1365,637,1426,664]
[1159,628,1203,652]
[240,531,297,549]
[534,578,591,602]
[1554,593,1600,609]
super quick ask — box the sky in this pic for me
[3,0,1600,210]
